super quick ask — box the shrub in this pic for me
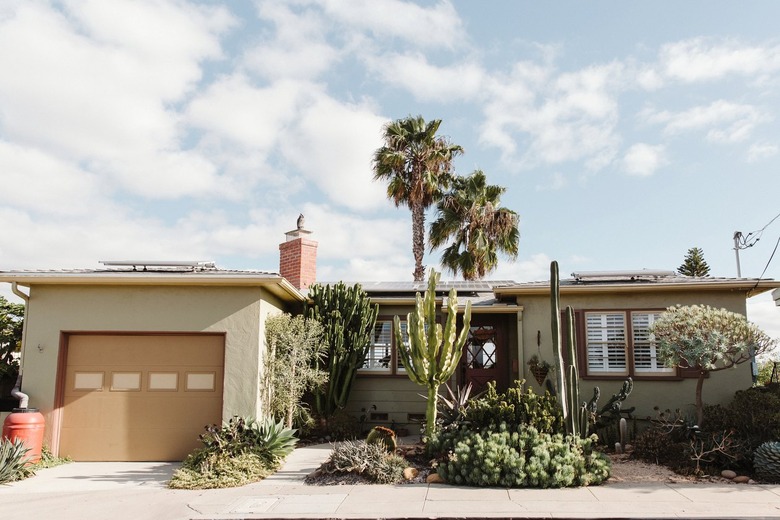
[435,424,609,488]
[320,440,408,484]
[428,381,608,488]
[428,380,563,457]
[0,438,33,484]
[169,416,297,489]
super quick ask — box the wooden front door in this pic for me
[461,318,507,394]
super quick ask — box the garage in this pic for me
[58,333,224,461]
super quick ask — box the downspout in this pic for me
[10,282,29,409]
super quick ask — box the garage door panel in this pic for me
[60,334,225,462]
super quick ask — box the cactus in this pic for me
[754,441,780,483]
[396,269,472,438]
[366,426,397,453]
[307,282,379,418]
[550,261,593,438]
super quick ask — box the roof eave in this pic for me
[493,280,780,298]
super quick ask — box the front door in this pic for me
[461,317,507,394]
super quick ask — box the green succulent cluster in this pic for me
[436,424,609,488]
[428,380,609,487]
[169,416,298,489]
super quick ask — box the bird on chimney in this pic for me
[297,213,305,230]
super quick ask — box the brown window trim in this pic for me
[357,316,409,377]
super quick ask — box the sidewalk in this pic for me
[1,440,780,519]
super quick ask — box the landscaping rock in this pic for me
[426,472,445,484]
[721,470,737,479]
[733,475,750,484]
[403,467,419,480]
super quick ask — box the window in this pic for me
[583,310,674,378]
[361,319,408,374]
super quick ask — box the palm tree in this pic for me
[373,116,464,281]
[429,170,519,280]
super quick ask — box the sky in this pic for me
[1,0,779,340]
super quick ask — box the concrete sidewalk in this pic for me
[1,441,780,519]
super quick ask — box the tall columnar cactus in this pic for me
[307,282,379,418]
[550,261,591,437]
[396,269,472,438]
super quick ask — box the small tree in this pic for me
[306,282,379,418]
[651,305,777,426]
[262,314,328,429]
[395,269,471,438]
[0,296,24,383]
[678,247,711,277]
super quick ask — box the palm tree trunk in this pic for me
[412,202,425,281]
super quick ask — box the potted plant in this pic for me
[527,355,552,385]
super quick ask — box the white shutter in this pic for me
[361,320,393,372]
[585,312,627,373]
[632,312,674,373]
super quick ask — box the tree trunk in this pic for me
[695,371,706,427]
[412,202,425,281]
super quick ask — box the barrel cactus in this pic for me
[366,426,397,453]
[754,441,780,483]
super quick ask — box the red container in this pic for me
[3,408,45,464]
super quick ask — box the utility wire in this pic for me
[736,210,780,249]
[751,234,780,292]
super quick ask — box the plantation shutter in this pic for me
[631,312,674,374]
[584,312,627,374]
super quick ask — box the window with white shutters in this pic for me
[585,312,628,374]
[631,312,674,374]
[582,309,675,378]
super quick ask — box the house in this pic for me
[2,226,778,461]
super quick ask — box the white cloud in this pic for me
[488,253,552,283]
[243,1,340,81]
[0,1,234,199]
[367,53,484,102]
[317,0,464,49]
[641,100,768,143]
[279,92,389,212]
[747,292,780,344]
[0,141,107,216]
[748,142,779,162]
[623,143,667,177]
[659,37,780,83]
[481,62,623,170]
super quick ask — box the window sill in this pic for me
[582,374,683,381]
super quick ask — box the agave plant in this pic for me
[254,416,298,465]
[0,438,33,484]
[436,382,484,428]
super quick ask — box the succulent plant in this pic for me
[366,426,397,453]
[754,441,780,483]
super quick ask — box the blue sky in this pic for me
[1,0,779,338]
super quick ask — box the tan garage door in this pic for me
[59,334,224,461]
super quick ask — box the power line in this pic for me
[736,210,780,250]
[751,234,780,292]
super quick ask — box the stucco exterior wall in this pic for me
[517,288,751,420]
[20,284,288,446]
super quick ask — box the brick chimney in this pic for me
[279,215,317,290]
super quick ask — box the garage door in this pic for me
[59,334,224,461]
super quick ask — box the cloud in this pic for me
[659,37,780,84]
[535,172,568,191]
[367,53,484,102]
[748,142,779,162]
[622,143,667,177]
[317,0,464,49]
[242,1,340,81]
[279,92,389,212]
[480,61,623,171]
[747,292,780,344]
[0,1,233,199]
[641,100,768,143]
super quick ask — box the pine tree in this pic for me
[678,247,711,277]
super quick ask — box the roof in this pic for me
[0,265,305,302]
[493,274,780,298]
